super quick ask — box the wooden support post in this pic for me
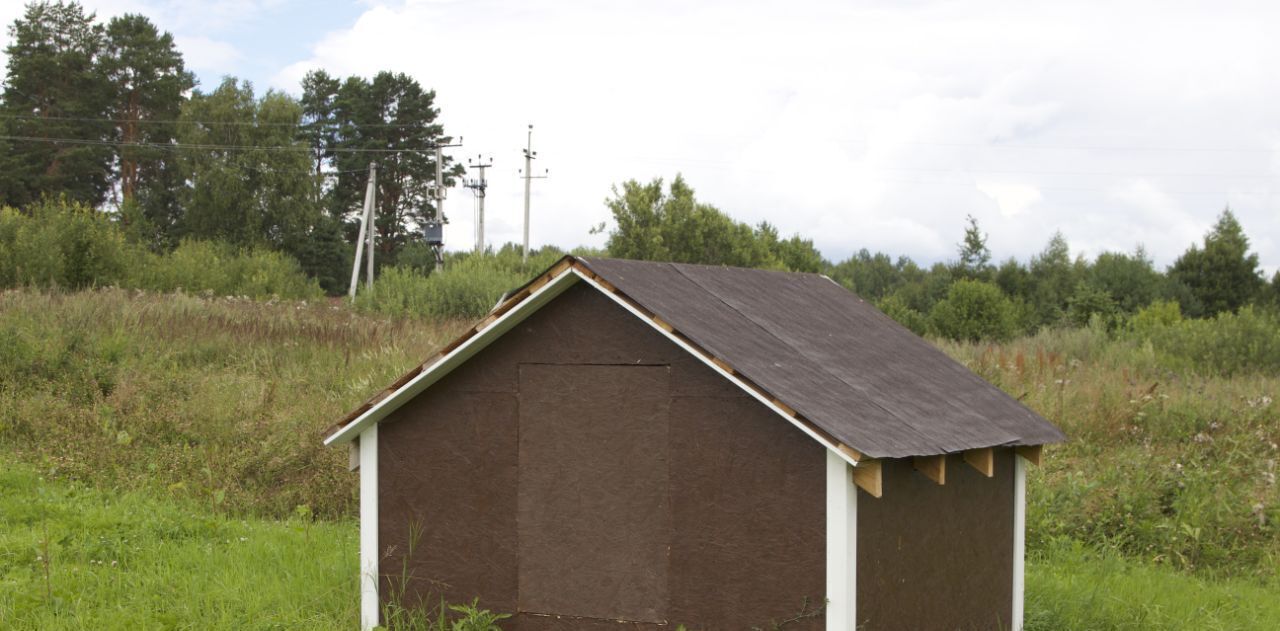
[964,447,994,477]
[851,459,882,498]
[913,454,946,485]
[1016,445,1042,466]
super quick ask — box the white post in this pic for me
[826,451,857,630]
[348,163,375,299]
[366,163,377,290]
[1013,454,1027,631]
[359,425,380,631]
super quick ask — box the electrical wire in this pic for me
[0,134,446,154]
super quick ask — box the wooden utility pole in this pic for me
[348,162,377,298]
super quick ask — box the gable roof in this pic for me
[325,256,1065,460]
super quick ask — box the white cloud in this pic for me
[6,0,1279,269]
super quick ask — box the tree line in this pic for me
[602,176,1280,341]
[3,2,1276,343]
[0,1,458,293]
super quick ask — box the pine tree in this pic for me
[102,13,193,241]
[955,214,991,279]
[0,1,113,207]
[1169,208,1265,315]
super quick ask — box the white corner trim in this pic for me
[1013,453,1027,631]
[826,451,857,630]
[325,269,582,446]
[573,269,861,468]
[360,425,379,631]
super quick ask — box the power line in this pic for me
[0,134,452,154]
[0,112,438,129]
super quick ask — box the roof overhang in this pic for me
[324,258,865,468]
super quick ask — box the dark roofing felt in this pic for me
[576,256,1065,459]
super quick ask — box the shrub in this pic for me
[876,294,929,336]
[355,245,565,320]
[929,279,1017,342]
[0,199,129,289]
[1141,306,1280,376]
[128,240,322,300]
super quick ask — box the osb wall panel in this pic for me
[855,449,1015,630]
[517,364,672,622]
[668,395,826,630]
[378,389,520,612]
[380,283,827,629]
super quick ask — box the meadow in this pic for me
[1,287,1277,629]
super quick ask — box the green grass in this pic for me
[0,464,355,630]
[1026,541,1280,630]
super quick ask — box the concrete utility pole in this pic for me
[348,162,377,299]
[519,124,548,263]
[463,155,493,254]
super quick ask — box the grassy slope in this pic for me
[1,289,1277,628]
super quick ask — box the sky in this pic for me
[3,0,1277,273]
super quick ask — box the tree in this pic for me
[756,221,825,273]
[828,249,902,301]
[1028,231,1082,326]
[929,279,1017,342]
[327,71,461,263]
[0,1,113,207]
[176,79,322,253]
[1169,208,1265,315]
[955,214,992,279]
[603,175,780,268]
[299,69,340,178]
[1089,246,1162,314]
[101,13,193,241]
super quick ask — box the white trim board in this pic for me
[326,265,862,468]
[1012,453,1027,631]
[359,425,379,631]
[825,451,858,630]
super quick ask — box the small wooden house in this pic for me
[325,256,1065,631]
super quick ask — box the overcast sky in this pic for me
[4,0,1277,272]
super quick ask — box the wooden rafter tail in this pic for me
[913,454,946,485]
[710,357,736,375]
[963,447,994,477]
[772,398,797,417]
[651,316,675,333]
[851,459,883,498]
[837,443,865,463]
[1016,444,1043,466]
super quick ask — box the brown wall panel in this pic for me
[378,389,520,613]
[379,282,829,629]
[517,364,672,622]
[668,395,827,630]
[856,449,1015,630]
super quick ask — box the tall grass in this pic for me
[939,325,1280,580]
[0,288,466,518]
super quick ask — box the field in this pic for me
[1,288,1277,629]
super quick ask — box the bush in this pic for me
[876,294,929,336]
[928,279,1017,342]
[128,240,322,300]
[0,200,322,300]
[0,199,129,289]
[1137,306,1280,376]
[355,245,565,320]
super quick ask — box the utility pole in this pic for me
[463,155,493,254]
[519,124,549,263]
[423,139,464,270]
[348,162,377,299]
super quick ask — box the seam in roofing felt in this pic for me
[665,262,944,454]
